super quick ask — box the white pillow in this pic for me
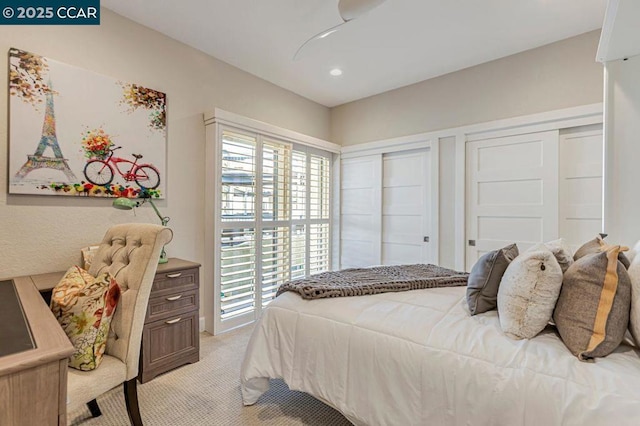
[628,251,640,346]
[625,240,640,346]
[528,238,574,273]
[498,248,563,339]
[625,240,640,264]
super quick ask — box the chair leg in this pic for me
[87,399,102,418]
[124,379,143,426]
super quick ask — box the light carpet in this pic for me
[68,325,352,426]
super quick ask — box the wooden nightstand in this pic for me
[138,258,201,383]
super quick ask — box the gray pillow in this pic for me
[554,245,631,361]
[466,244,519,316]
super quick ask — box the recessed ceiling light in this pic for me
[330,68,343,77]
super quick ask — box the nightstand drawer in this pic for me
[147,289,198,323]
[139,258,201,383]
[151,267,199,297]
[139,311,199,382]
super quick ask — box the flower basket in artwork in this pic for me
[81,128,114,160]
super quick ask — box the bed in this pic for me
[241,285,640,425]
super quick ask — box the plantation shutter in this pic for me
[261,139,291,306]
[220,130,257,320]
[310,155,331,220]
[217,129,332,332]
[291,151,308,280]
[309,155,331,274]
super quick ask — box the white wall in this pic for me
[438,136,456,269]
[0,8,330,289]
[603,56,640,245]
[331,30,603,146]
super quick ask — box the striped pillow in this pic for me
[574,235,630,269]
[554,244,631,361]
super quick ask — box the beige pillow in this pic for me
[466,244,519,316]
[554,245,631,361]
[497,248,563,339]
[80,245,100,270]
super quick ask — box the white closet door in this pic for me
[382,149,432,265]
[340,155,382,268]
[466,131,559,270]
[559,126,604,252]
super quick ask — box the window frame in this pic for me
[206,114,339,335]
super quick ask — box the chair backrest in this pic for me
[89,223,173,380]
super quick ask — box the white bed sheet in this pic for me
[241,287,640,425]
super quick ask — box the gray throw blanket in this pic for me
[276,264,469,300]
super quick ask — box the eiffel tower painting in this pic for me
[14,84,77,182]
[9,47,167,198]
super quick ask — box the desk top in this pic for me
[0,280,35,357]
[30,270,65,292]
[0,275,74,378]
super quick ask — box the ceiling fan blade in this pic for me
[293,21,349,61]
[338,0,387,21]
[293,0,387,61]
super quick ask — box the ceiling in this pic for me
[102,0,607,107]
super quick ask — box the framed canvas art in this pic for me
[8,47,167,198]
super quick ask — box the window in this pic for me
[217,128,332,332]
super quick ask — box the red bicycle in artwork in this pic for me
[83,146,161,189]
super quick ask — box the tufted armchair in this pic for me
[66,223,173,425]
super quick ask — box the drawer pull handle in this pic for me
[165,317,181,324]
[166,294,183,301]
[166,273,182,278]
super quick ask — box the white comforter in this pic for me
[241,287,640,425]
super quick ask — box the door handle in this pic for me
[166,273,182,278]
[165,317,181,324]
[423,236,429,242]
[166,294,182,301]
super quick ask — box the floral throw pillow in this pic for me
[50,266,121,371]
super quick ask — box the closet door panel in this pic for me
[381,149,432,265]
[466,131,559,271]
[340,147,434,269]
[559,126,603,252]
[340,155,382,268]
